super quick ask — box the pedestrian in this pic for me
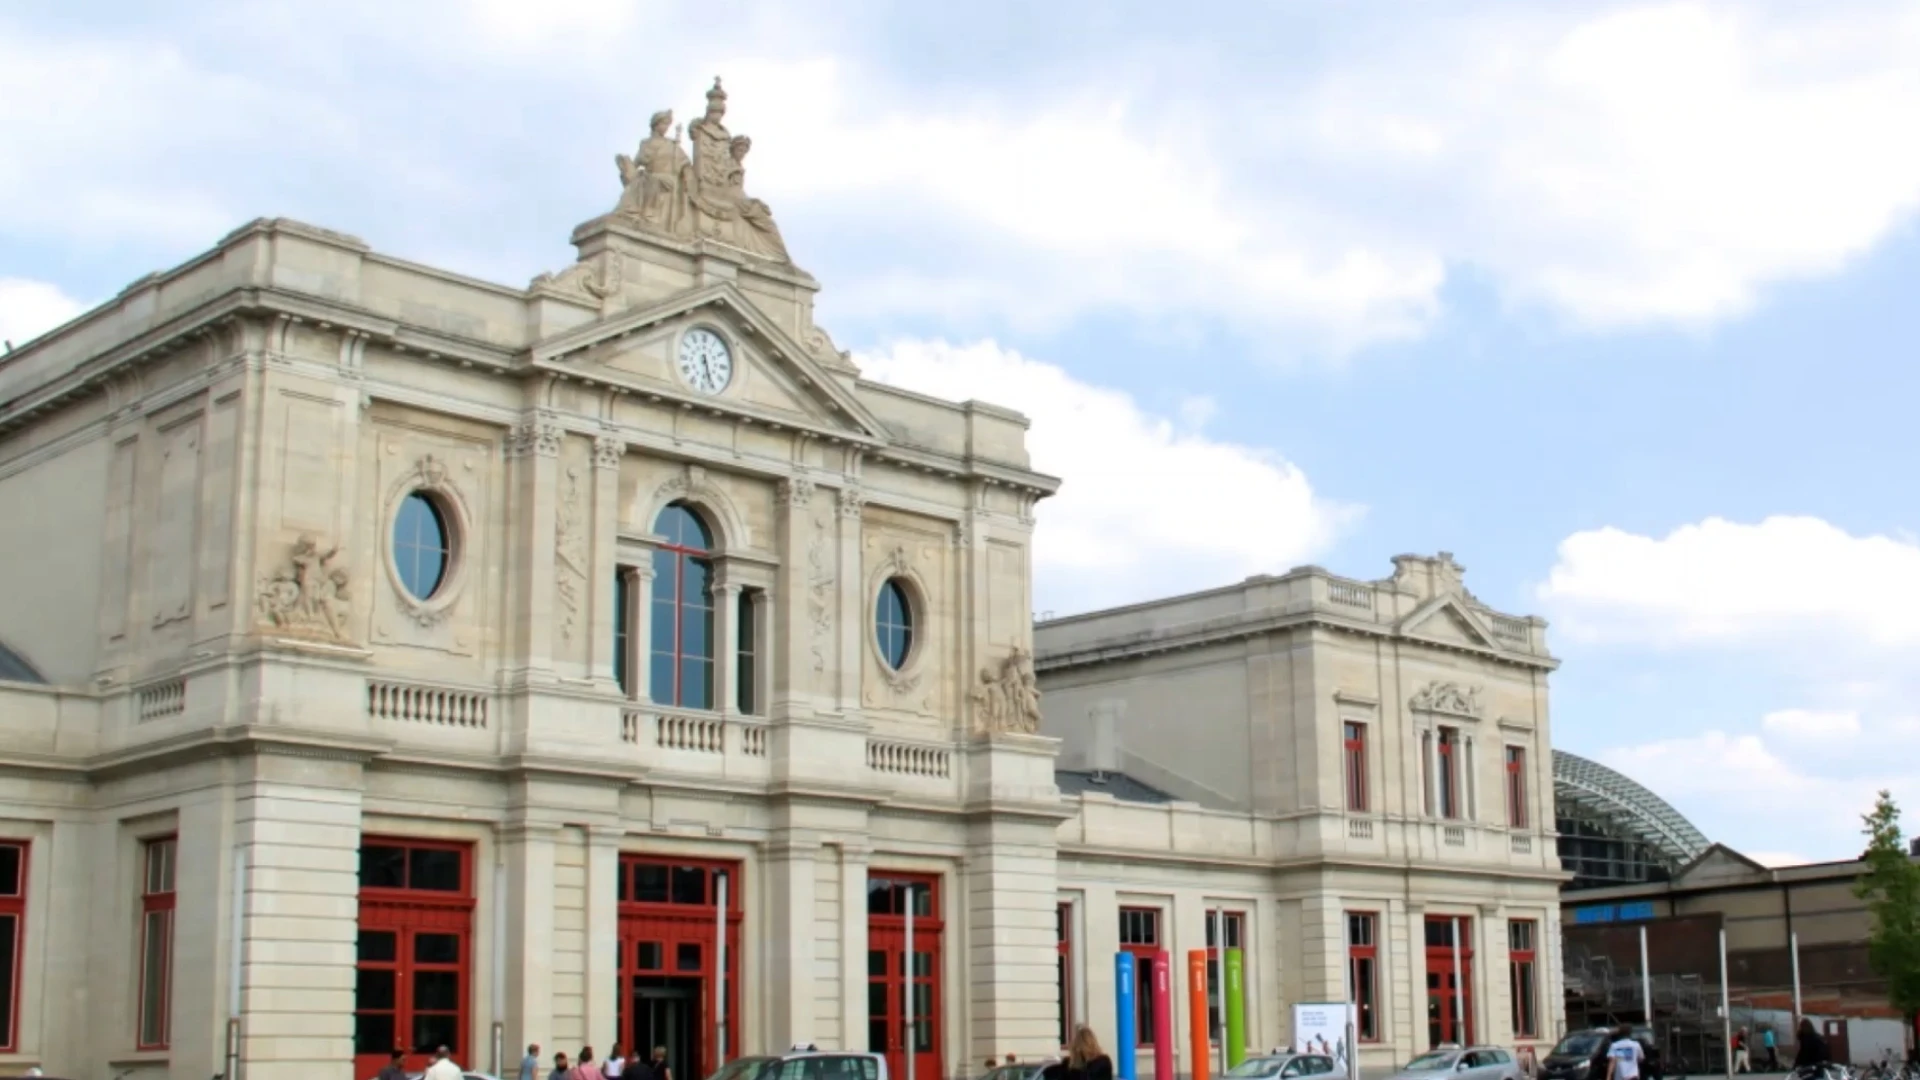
[1794,1020,1831,1070]
[1733,1028,1750,1074]
[651,1044,674,1080]
[426,1047,464,1080]
[1762,1028,1779,1071]
[607,1044,627,1080]
[551,1052,572,1080]
[1605,1025,1643,1080]
[571,1047,599,1080]
[1067,1025,1114,1080]
[377,1049,409,1080]
[1007,1055,1019,1066]
[522,1044,542,1080]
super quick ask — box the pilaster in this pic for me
[963,813,1062,1061]
[764,833,818,1048]
[503,822,561,1057]
[506,413,565,678]
[771,478,818,715]
[833,486,864,713]
[629,561,657,701]
[712,579,742,714]
[585,825,623,1047]
[589,436,625,686]
[838,844,869,1052]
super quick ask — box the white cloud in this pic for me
[0,279,85,348]
[1762,708,1862,740]
[856,339,1357,614]
[1538,515,1920,649]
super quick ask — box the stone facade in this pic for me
[1037,555,1570,1071]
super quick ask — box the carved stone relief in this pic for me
[836,486,864,520]
[555,465,587,643]
[776,476,815,509]
[806,516,834,674]
[972,646,1042,736]
[592,435,626,470]
[1409,680,1484,718]
[530,254,621,305]
[257,534,351,642]
[506,416,564,459]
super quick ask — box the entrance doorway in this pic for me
[867,872,943,1080]
[354,839,474,1080]
[617,855,742,1080]
[1424,915,1475,1048]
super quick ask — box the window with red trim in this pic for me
[1119,907,1160,1046]
[0,841,25,1053]
[1509,920,1538,1038]
[1436,727,1461,819]
[1347,912,1379,1042]
[1056,902,1074,1047]
[1343,722,1369,812]
[1505,746,1528,829]
[137,836,177,1050]
[1205,911,1246,1046]
[649,503,716,709]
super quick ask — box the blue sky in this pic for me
[5,0,1920,864]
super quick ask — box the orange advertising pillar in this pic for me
[1187,950,1210,1080]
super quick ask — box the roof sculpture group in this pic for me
[611,77,790,263]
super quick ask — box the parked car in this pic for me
[704,1050,888,1080]
[1227,1054,1339,1079]
[982,1061,1059,1080]
[1539,1028,1662,1080]
[1386,1047,1525,1080]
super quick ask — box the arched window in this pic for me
[875,578,914,670]
[650,503,715,708]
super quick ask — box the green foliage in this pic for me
[1855,790,1920,1024]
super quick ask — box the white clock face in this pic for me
[677,328,733,394]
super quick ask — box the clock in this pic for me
[677,328,733,394]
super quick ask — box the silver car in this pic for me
[1225,1054,1339,1080]
[1387,1048,1525,1080]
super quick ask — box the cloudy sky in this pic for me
[6,0,1920,864]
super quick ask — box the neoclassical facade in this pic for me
[1036,555,1570,1071]
[0,81,1570,1080]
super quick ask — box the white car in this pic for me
[703,1049,888,1080]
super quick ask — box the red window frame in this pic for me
[1056,902,1074,1048]
[1347,912,1380,1043]
[868,872,943,1080]
[1343,722,1369,812]
[1424,915,1475,1048]
[650,504,716,709]
[1505,746,1527,829]
[1436,727,1461,819]
[1205,911,1247,1047]
[1509,920,1538,1039]
[354,837,475,1080]
[616,854,743,1079]
[1118,907,1161,1047]
[0,841,26,1054]
[136,835,177,1051]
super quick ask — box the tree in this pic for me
[1855,791,1920,1034]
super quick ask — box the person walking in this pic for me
[1066,1025,1114,1080]
[1763,1028,1779,1072]
[1733,1028,1751,1074]
[650,1044,673,1080]
[1605,1025,1644,1080]
[571,1048,599,1080]
[607,1044,627,1080]
[522,1044,542,1080]
[550,1051,572,1080]
[377,1049,409,1080]
[426,1047,464,1080]
[1794,1020,1831,1071]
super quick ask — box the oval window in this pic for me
[875,578,914,670]
[393,492,451,600]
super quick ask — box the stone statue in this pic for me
[724,135,790,261]
[1409,680,1483,718]
[615,109,690,232]
[973,647,1043,735]
[257,534,351,641]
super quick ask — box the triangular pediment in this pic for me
[531,283,888,443]
[1397,594,1500,651]
[1673,844,1769,885]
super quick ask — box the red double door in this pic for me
[1424,916,1475,1048]
[867,872,943,1080]
[617,856,743,1080]
[354,839,475,1080]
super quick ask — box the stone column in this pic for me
[507,414,565,679]
[764,832,818,1047]
[712,579,742,714]
[171,793,234,1080]
[590,437,625,686]
[771,478,818,714]
[585,826,623,1047]
[503,822,561,1055]
[839,845,869,1051]
[631,561,657,702]
[833,487,864,712]
[745,588,772,716]
[963,815,1062,1061]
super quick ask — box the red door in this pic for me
[617,856,742,1080]
[1424,916,1474,1048]
[354,839,474,1080]
[868,873,942,1080]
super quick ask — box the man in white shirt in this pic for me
[607,1044,627,1080]
[1605,1027,1643,1080]
[425,1046,464,1080]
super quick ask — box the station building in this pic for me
[0,82,1565,1080]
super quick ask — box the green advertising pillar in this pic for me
[1225,948,1247,1067]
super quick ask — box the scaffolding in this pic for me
[1563,942,1744,1076]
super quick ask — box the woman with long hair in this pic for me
[1067,1025,1114,1080]
[1794,1019,1831,1071]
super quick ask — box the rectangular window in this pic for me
[1118,907,1160,1046]
[1347,912,1379,1042]
[1437,727,1461,819]
[1344,722,1369,812]
[0,842,25,1053]
[737,589,758,715]
[614,568,633,696]
[137,836,177,1050]
[1505,746,1528,829]
[1206,911,1247,1046]
[1509,920,1538,1038]
[1056,902,1074,1047]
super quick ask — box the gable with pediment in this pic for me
[1673,844,1769,886]
[1398,595,1499,650]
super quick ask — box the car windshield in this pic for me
[1403,1053,1458,1072]
[1553,1035,1607,1058]
[706,1058,778,1080]
[1227,1059,1287,1077]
